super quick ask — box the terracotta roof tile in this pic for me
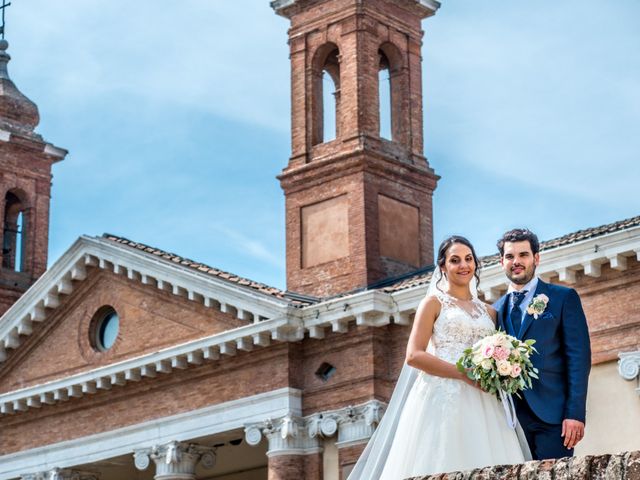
[101,215,639,301]
[101,234,312,306]
[379,214,640,293]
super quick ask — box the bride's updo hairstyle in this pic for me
[435,235,481,291]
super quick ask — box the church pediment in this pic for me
[0,235,302,400]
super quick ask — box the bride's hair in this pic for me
[436,235,481,290]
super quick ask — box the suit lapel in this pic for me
[519,279,546,339]
[496,295,510,334]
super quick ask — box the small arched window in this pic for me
[377,43,406,144]
[322,70,338,142]
[2,191,27,272]
[312,44,341,145]
[379,51,392,140]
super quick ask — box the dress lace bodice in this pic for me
[429,292,496,364]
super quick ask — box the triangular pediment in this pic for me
[0,235,296,394]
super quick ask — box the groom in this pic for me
[493,229,591,460]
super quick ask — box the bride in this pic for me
[348,236,530,479]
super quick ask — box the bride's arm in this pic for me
[486,304,498,327]
[405,295,474,386]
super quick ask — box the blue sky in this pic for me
[8,1,639,289]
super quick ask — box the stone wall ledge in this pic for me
[408,451,640,479]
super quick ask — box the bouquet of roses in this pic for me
[456,331,539,397]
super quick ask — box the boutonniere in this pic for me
[527,294,549,319]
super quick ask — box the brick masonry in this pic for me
[267,453,323,480]
[408,450,640,480]
[556,258,640,364]
[0,141,56,314]
[278,0,439,297]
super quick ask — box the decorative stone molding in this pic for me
[244,400,386,455]
[619,351,640,394]
[270,0,440,17]
[21,468,99,480]
[245,414,322,456]
[335,401,385,448]
[134,441,216,480]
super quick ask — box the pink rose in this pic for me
[482,345,495,358]
[492,346,509,362]
[510,365,522,378]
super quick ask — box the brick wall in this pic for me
[556,257,640,364]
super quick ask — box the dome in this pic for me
[0,39,39,133]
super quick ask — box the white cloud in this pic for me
[11,1,291,131]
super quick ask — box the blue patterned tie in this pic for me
[510,291,528,337]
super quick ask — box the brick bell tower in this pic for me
[0,39,67,315]
[273,0,440,297]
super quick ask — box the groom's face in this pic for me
[500,240,540,285]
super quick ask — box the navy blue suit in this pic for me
[493,279,591,459]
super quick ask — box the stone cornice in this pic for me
[479,225,640,301]
[0,286,403,414]
[271,0,440,18]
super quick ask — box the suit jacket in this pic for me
[493,279,591,425]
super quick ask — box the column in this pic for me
[334,402,384,480]
[245,414,325,480]
[244,401,385,480]
[134,440,216,480]
[21,468,99,480]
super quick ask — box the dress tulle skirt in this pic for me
[379,372,526,479]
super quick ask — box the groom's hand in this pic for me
[561,419,585,449]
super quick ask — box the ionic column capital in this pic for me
[134,440,216,480]
[334,400,385,447]
[244,399,386,455]
[245,413,322,457]
[21,468,99,480]
[619,351,640,394]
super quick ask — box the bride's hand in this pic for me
[460,372,483,391]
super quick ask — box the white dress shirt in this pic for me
[507,276,539,323]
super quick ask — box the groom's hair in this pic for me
[497,229,540,256]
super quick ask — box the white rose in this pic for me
[497,361,512,376]
[481,359,492,370]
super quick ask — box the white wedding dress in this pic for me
[349,290,528,479]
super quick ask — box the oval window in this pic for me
[91,307,119,352]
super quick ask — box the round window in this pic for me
[91,307,119,352]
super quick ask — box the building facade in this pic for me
[0,1,638,479]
